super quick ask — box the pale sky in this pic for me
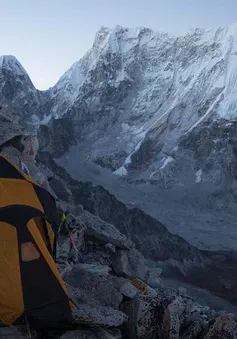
[0,0,236,89]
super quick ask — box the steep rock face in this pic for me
[2,24,237,187]
[2,24,237,185]
[39,24,237,179]
[38,117,76,157]
[133,117,237,189]
[31,24,237,257]
[42,27,112,120]
[0,55,42,123]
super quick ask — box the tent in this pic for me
[0,154,72,328]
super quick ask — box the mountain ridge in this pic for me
[1,23,237,252]
[2,21,237,89]
[2,22,237,180]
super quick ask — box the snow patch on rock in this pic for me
[195,169,203,183]
[160,156,175,170]
[114,166,128,176]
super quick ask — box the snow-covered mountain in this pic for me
[37,24,237,185]
[44,27,112,119]
[0,55,43,123]
[2,23,237,185]
[2,24,237,250]
[2,24,237,182]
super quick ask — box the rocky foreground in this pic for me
[1,114,237,338]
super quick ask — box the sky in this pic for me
[0,0,236,89]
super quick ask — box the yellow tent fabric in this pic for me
[0,222,24,325]
[0,154,72,328]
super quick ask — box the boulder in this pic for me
[71,204,84,216]
[72,304,128,327]
[159,293,237,339]
[112,248,147,281]
[122,295,159,339]
[120,281,140,299]
[66,263,125,308]
[81,210,132,249]
[131,278,157,299]
[76,263,111,275]
[163,297,186,339]
[203,314,237,339]
[146,267,162,288]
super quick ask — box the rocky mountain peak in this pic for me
[93,26,111,48]
[0,54,35,94]
[0,55,29,76]
[0,55,42,122]
[2,22,237,255]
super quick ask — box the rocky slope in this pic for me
[38,151,237,306]
[1,118,237,338]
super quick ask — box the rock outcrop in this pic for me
[0,55,42,122]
